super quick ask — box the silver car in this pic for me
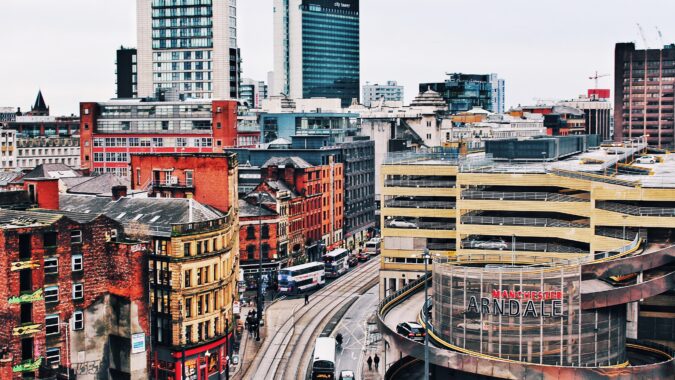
[387,218,417,228]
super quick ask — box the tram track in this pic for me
[245,259,380,380]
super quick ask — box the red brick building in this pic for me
[0,207,150,379]
[130,152,238,213]
[238,199,282,290]
[79,99,238,177]
[259,156,344,261]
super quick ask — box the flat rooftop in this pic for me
[384,145,675,188]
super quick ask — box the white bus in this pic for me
[278,262,325,295]
[311,337,336,380]
[364,239,381,256]
[323,248,349,278]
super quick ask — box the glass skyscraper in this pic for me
[273,0,360,107]
[137,0,240,99]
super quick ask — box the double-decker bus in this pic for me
[323,248,349,278]
[311,337,336,380]
[278,262,325,295]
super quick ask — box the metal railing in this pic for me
[384,179,456,188]
[427,243,456,251]
[461,190,589,203]
[171,211,234,236]
[460,240,587,254]
[596,201,675,217]
[385,221,456,230]
[551,169,640,187]
[384,199,456,209]
[595,227,639,240]
[151,180,195,188]
[461,215,590,228]
[383,151,460,166]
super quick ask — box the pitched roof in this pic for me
[238,199,277,218]
[21,163,79,181]
[265,180,299,197]
[32,90,48,112]
[0,171,22,186]
[59,194,225,237]
[261,156,312,169]
[66,174,130,195]
[0,209,62,228]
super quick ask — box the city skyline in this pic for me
[3,0,675,115]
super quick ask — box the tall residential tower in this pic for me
[273,0,360,107]
[137,0,240,99]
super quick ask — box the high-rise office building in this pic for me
[240,78,269,109]
[273,0,360,107]
[615,42,675,148]
[116,47,138,98]
[136,0,240,99]
[421,73,505,114]
[362,81,404,107]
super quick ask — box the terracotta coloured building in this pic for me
[130,152,238,213]
[79,98,238,177]
[237,199,282,291]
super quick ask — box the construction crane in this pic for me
[589,71,609,89]
[636,23,650,49]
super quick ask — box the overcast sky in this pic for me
[3,0,675,115]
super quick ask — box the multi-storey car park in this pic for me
[377,135,675,378]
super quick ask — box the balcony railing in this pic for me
[384,179,456,188]
[151,180,195,189]
[384,199,456,209]
[461,190,589,203]
[596,201,675,217]
[461,215,590,228]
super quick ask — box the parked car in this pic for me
[396,322,425,342]
[387,218,417,228]
[339,370,356,380]
[636,155,657,164]
[347,254,358,267]
[474,238,508,250]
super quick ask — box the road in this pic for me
[334,283,379,378]
[243,259,380,380]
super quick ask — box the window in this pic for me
[246,245,255,260]
[73,311,84,330]
[70,230,82,244]
[185,324,193,344]
[184,270,191,287]
[43,231,57,247]
[46,347,60,367]
[246,226,255,240]
[45,286,59,303]
[71,255,83,272]
[185,297,192,318]
[185,171,193,187]
[261,225,270,239]
[72,283,83,300]
[197,268,202,285]
[184,242,192,256]
[44,258,58,275]
[262,244,270,259]
[45,315,59,335]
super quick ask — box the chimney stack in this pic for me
[112,185,128,201]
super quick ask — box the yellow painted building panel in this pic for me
[383,165,458,176]
[382,227,456,239]
[381,207,457,218]
[382,187,457,197]
[593,187,675,201]
[457,173,592,191]
[592,209,675,229]
[459,200,592,217]
[456,224,593,243]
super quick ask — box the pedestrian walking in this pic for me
[367,356,373,370]
[374,354,380,369]
[304,293,309,305]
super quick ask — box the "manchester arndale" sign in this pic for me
[466,289,565,318]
